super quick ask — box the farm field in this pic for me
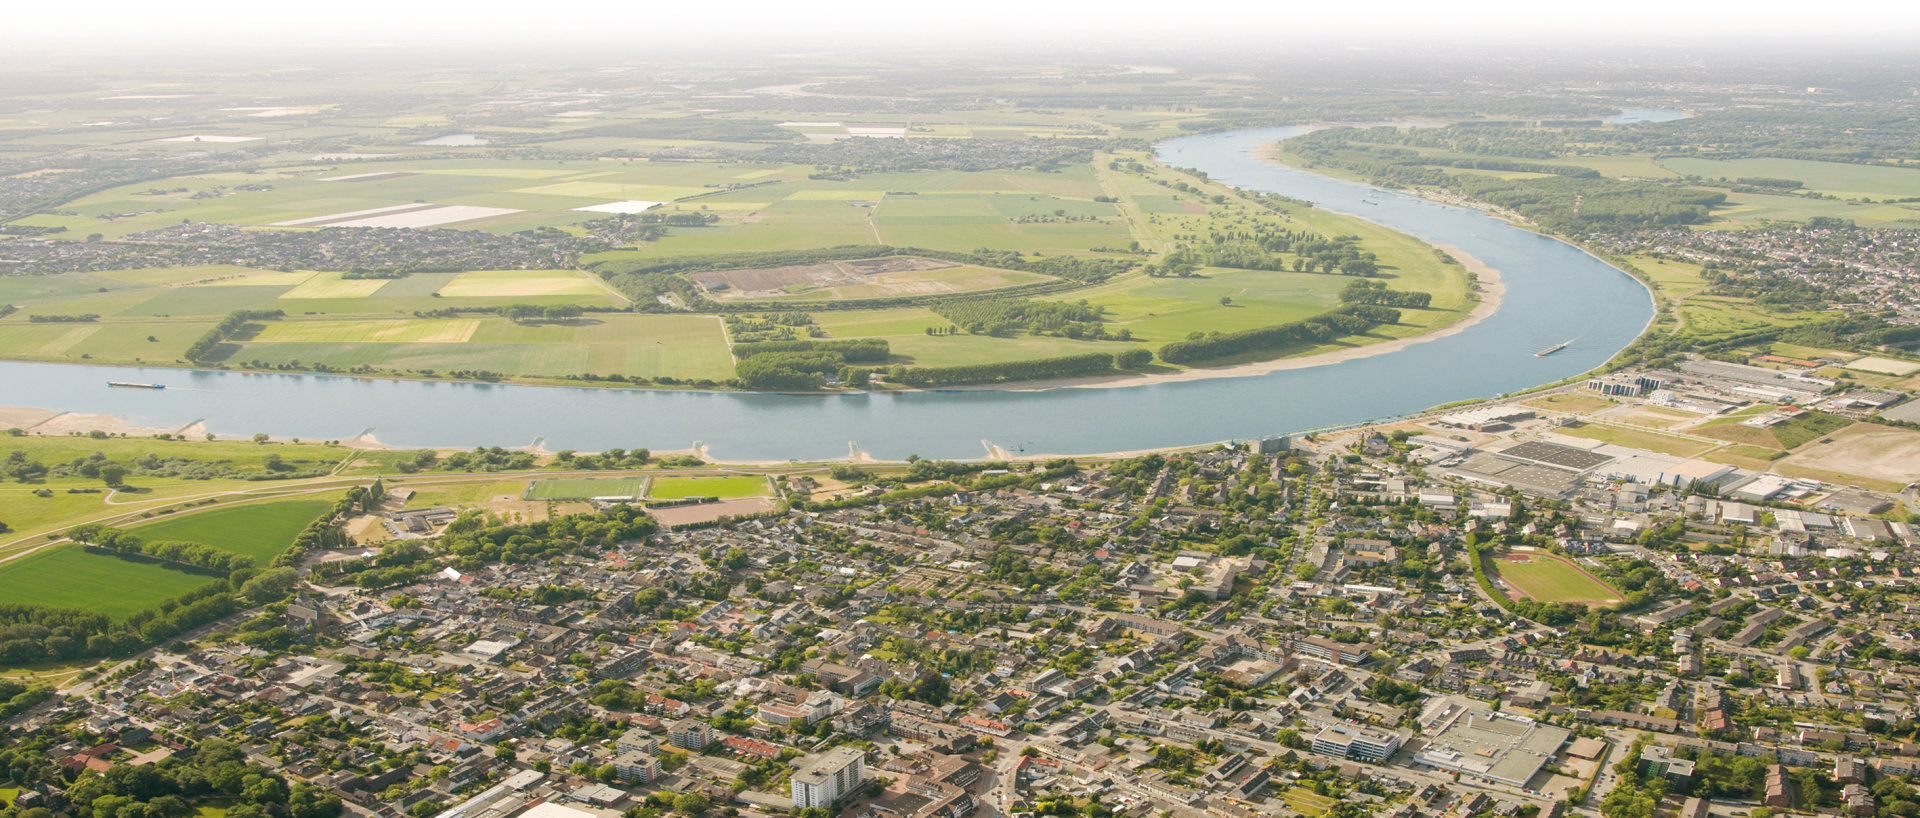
[648,475,771,499]
[1492,550,1623,605]
[1659,157,1920,200]
[127,496,339,563]
[525,477,648,500]
[0,135,1474,388]
[0,545,219,619]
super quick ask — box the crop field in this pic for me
[648,475,770,499]
[253,318,482,344]
[1493,550,1623,605]
[226,314,733,382]
[278,272,391,300]
[1660,157,1920,199]
[437,270,607,298]
[0,545,219,619]
[525,477,648,500]
[0,131,1475,385]
[128,496,338,563]
[1706,192,1920,229]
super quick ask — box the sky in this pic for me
[4,0,1918,54]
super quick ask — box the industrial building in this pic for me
[1411,698,1571,787]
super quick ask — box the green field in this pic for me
[127,497,338,563]
[1695,410,1853,451]
[0,545,219,618]
[1555,423,1713,457]
[648,476,770,499]
[525,477,648,500]
[1492,551,1622,605]
[1660,157,1920,200]
[0,125,1474,387]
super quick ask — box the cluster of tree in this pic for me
[1340,280,1433,308]
[723,313,820,343]
[270,486,369,570]
[55,738,342,818]
[0,677,52,719]
[930,298,1106,337]
[339,268,410,279]
[735,351,846,389]
[186,310,285,363]
[1699,268,1834,310]
[4,448,328,486]
[396,446,537,473]
[27,313,99,323]
[432,505,658,569]
[1157,304,1398,365]
[888,350,1145,386]
[553,447,651,469]
[1286,129,1727,230]
[69,523,256,574]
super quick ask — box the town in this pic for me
[6,346,1919,818]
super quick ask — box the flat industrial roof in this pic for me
[1498,441,1616,472]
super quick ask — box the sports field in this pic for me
[648,476,770,499]
[525,477,648,500]
[127,497,338,563]
[1492,550,1622,605]
[0,545,219,619]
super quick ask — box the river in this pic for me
[0,126,1655,461]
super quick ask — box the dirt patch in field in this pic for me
[690,256,960,298]
[1779,424,1920,484]
[648,497,776,527]
[839,256,960,275]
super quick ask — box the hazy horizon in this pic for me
[4,0,1918,58]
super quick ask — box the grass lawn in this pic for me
[525,477,648,500]
[1282,788,1338,816]
[0,545,218,618]
[649,475,769,499]
[1493,551,1622,604]
[1525,394,1616,414]
[1555,423,1713,457]
[127,496,338,562]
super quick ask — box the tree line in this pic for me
[1157,304,1400,365]
[185,310,285,363]
[1341,280,1433,308]
[67,524,258,575]
[887,349,1151,387]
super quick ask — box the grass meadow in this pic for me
[0,545,219,618]
[648,475,770,499]
[127,497,338,563]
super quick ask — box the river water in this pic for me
[0,127,1655,460]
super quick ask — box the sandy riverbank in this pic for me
[0,406,209,439]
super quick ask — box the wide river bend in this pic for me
[0,127,1655,460]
